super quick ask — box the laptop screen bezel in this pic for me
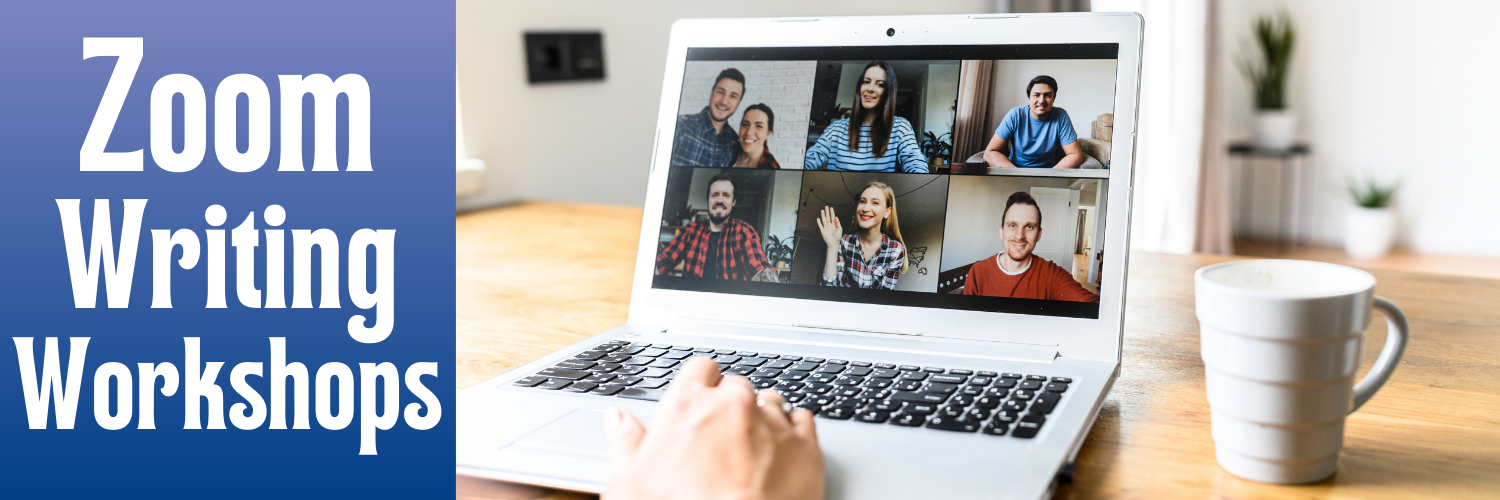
[627,13,1142,364]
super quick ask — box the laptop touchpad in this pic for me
[494,409,610,482]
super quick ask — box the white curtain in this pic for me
[1093,0,1231,254]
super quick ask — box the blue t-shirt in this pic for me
[994,105,1078,168]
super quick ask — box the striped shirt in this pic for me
[803,117,928,173]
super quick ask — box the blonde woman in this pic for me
[816,181,907,289]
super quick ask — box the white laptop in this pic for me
[458,13,1142,500]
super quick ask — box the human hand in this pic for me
[602,357,825,500]
[816,206,842,248]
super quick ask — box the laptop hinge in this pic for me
[665,319,1059,364]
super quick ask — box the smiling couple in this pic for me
[670,68,781,169]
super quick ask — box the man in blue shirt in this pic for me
[982,75,1086,169]
[671,68,745,167]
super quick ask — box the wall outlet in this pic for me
[524,32,605,83]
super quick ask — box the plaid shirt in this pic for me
[671,107,739,167]
[820,233,905,290]
[656,218,771,280]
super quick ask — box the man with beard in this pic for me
[671,68,746,167]
[656,173,779,282]
[961,191,1097,302]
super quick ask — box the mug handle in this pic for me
[1351,296,1410,412]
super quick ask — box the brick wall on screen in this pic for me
[678,61,816,169]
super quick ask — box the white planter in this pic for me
[1254,110,1298,151]
[1344,206,1395,260]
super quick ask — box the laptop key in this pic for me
[939,406,965,418]
[622,357,655,366]
[753,379,777,389]
[875,363,896,369]
[714,349,737,355]
[905,403,939,415]
[614,376,643,386]
[791,362,821,372]
[982,422,1009,436]
[894,381,923,391]
[536,379,571,390]
[536,368,590,380]
[819,407,855,420]
[640,368,672,378]
[693,347,714,353]
[727,366,756,376]
[617,388,666,401]
[661,351,692,360]
[752,368,784,378]
[870,401,903,412]
[1019,380,1043,390]
[795,403,822,415]
[871,369,901,379]
[865,379,893,389]
[930,374,967,384]
[994,379,1018,389]
[974,396,1003,409]
[785,393,806,403]
[923,367,945,374]
[890,391,950,404]
[775,381,806,392]
[737,357,767,367]
[512,376,547,387]
[563,382,597,393]
[951,395,976,406]
[968,377,993,386]
[780,355,802,361]
[817,365,845,374]
[1052,377,1073,383]
[960,386,985,396]
[1003,400,1028,411]
[583,374,616,384]
[1001,373,1023,379]
[1013,389,1035,400]
[856,410,891,424]
[948,369,974,376]
[845,366,873,377]
[826,359,848,365]
[1030,393,1062,414]
[590,385,624,396]
[900,372,928,381]
[890,413,926,427]
[925,416,980,433]
[1046,382,1070,393]
[777,370,810,381]
[1026,375,1049,382]
[764,359,794,370]
[898,365,919,371]
[806,357,826,363]
[924,382,959,394]
[556,360,596,370]
[573,351,607,361]
[1012,414,1046,438]
[978,371,998,378]
[635,378,669,389]
[736,351,759,357]
[965,407,992,421]
[807,373,838,384]
[601,353,632,363]
[993,410,1022,424]
[714,355,742,364]
[614,366,646,376]
[649,359,680,369]
[851,361,873,367]
[808,383,834,395]
[835,388,863,398]
[591,362,622,373]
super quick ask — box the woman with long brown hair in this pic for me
[816,181,907,289]
[803,61,928,173]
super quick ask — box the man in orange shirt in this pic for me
[961,191,1099,302]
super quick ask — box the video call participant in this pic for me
[655,174,779,282]
[982,75,1086,169]
[962,191,1098,302]
[804,61,929,173]
[673,68,746,167]
[731,104,780,169]
[816,181,907,289]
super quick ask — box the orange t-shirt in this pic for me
[961,254,1099,303]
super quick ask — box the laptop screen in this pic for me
[652,44,1118,319]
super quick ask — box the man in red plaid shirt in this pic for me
[656,174,779,282]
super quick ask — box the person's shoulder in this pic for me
[1050,107,1071,121]
[893,116,914,130]
[1007,105,1030,117]
[884,234,906,252]
[729,218,761,233]
[1029,256,1071,278]
[829,119,850,131]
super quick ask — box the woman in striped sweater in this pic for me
[803,61,928,173]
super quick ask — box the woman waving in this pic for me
[817,181,907,289]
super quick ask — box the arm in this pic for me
[802,120,843,170]
[893,119,929,173]
[655,227,690,275]
[982,134,1017,169]
[1052,140,1086,169]
[738,224,777,283]
[815,206,843,286]
[1048,264,1099,303]
[960,266,979,295]
[875,243,904,290]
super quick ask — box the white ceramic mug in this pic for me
[1195,259,1409,484]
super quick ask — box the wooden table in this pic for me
[457,202,1500,500]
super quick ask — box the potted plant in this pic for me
[1344,176,1400,260]
[1239,13,1296,150]
[763,235,795,278]
[920,130,952,171]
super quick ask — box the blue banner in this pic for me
[0,1,455,496]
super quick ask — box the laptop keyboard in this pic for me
[512,340,1071,438]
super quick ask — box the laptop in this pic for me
[458,13,1142,499]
